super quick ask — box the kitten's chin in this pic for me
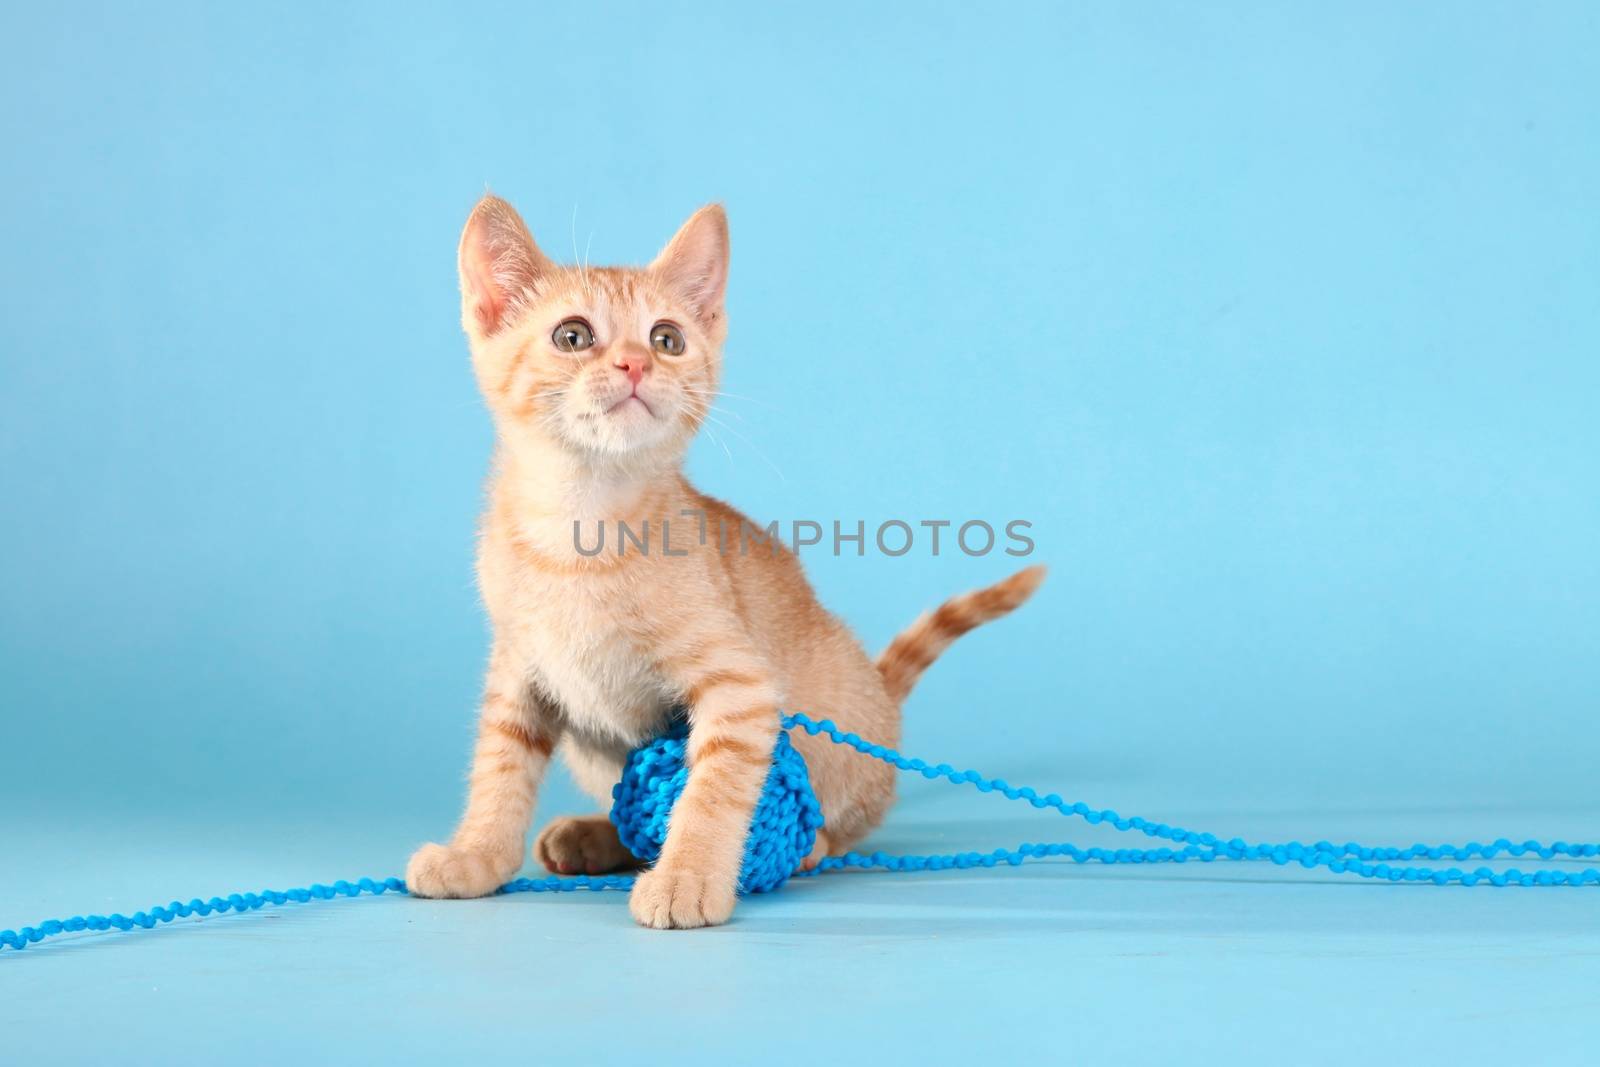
[549,406,689,464]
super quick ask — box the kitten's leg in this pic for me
[535,815,641,875]
[407,645,559,898]
[629,632,780,929]
[797,830,833,873]
[534,741,641,874]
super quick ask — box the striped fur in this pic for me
[876,564,1048,704]
[406,646,558,899]
[406,196,1047,928]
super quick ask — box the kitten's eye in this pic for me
[650,322,686,356]
[552,319,595,353]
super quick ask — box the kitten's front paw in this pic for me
[405,842,513,899]
[628,862,737,929]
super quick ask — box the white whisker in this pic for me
[701,408,787,483]
[680,385,774,410]
[570,204,592,295]
[701,425,737,470]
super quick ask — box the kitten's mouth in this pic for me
[603,393,655,418]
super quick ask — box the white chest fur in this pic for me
[499,567,676,749]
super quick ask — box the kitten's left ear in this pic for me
[649,204,729,329]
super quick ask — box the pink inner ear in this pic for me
[653,206,729,326]
[465,260,503,333]
[461,221,506,333]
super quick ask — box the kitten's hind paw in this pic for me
[535,815,642,875]
[405,842,514,899]
[797,829,833,873]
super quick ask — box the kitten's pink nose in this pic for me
[613,344,651,386]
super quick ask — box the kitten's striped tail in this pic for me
[876,565,1047,704]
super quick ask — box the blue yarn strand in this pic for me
[4,710,1596,953]
[784,713,1600,887]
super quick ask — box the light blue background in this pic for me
[3,2,1598,1062]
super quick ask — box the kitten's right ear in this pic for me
[458,194,552,336]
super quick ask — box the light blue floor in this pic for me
[7,785,1598,1064]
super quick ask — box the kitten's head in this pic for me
[456,195,728,465]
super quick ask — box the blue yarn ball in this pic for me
[610,723,824,893]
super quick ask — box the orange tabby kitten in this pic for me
[405,195,1045,928]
